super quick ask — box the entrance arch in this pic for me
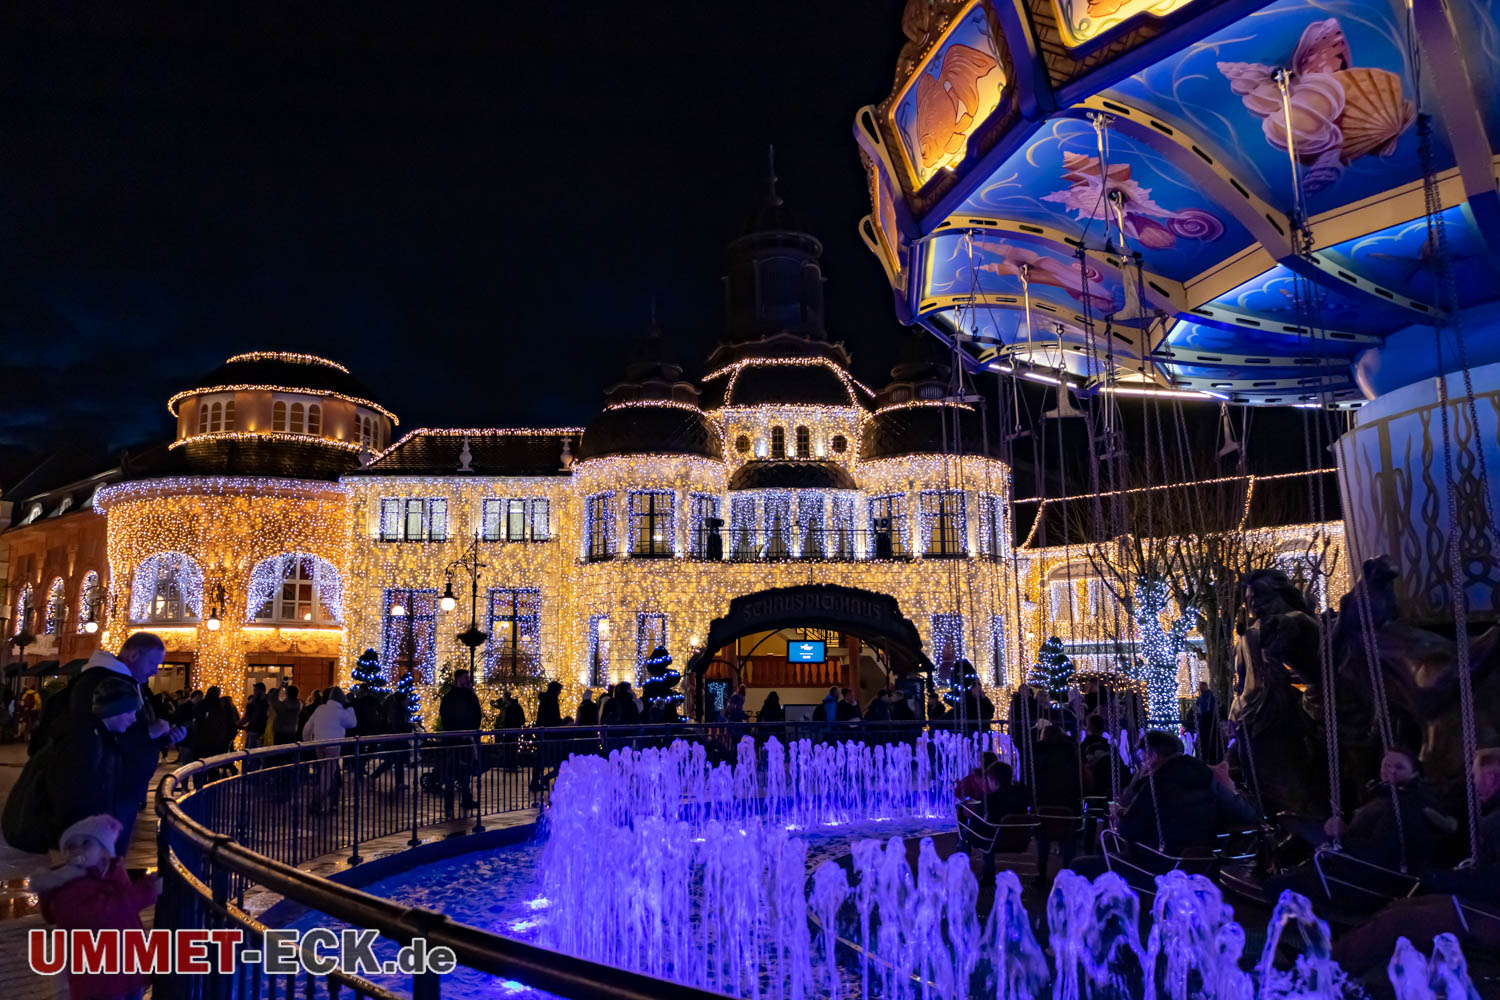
[684,583,935,684]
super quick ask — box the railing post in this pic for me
[349,737,363,865]
[409,731,421,847]
[291,743,302,863]
[471,733,485,835]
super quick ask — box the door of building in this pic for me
[152,662,191,695]
[246,664,294,699]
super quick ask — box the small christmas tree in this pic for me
[941,657,981,709]
[391,668,420,727]
[351,648,388,698]
[1028,636,1074,701]
[640,645,682,720]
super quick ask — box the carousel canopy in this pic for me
[856,0,1500,407]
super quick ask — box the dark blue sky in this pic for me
[0,3,911,456]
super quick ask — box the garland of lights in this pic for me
[224,352,351,372]
[96,477,348,513]
[128,553,205,623]
[872,399,976,416]
[169,431,364,453]
[701,357,877,404]
[601,399,708,415]
[167,385,398,423]
[988,615,1007,686]
[372,426,585,465]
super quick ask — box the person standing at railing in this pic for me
[242,682,269,750]
[757,690,784,723]
[575,689,599,727]
[271,684,301,745]
[369,681,415,789]
[531,681,565,792]
[305,686,357,815]
[438,670,482,818]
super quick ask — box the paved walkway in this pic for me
[0,739,538,1000]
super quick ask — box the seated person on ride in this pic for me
[1329,747,1500,981]
[955,752,1030,822]
[1079,713,1125,796]
[1282,746,1451,875]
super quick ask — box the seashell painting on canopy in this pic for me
[1217,18,1415,193]
[891,0,1006,187]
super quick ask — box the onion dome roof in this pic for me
[700,334,874,410]
[167,351,393,421]
[728,460,856,491]
[860,346,997,460]
[577,321,722,461]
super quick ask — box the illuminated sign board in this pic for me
[787,640,827,663]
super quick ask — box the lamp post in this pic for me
[442,531,488,678]
[79,583,106,635]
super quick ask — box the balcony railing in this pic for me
[688,527,913,562]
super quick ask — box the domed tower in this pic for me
[577,322,721,462]
[167,351,396,478]
[702,151,873,471]
[861,340,995,461]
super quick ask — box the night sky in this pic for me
[1,4,1318,493]
[0,3,910,458]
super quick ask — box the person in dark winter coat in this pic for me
[609,682,640,724]
[536,681,564,727]
[1032,722,1084,883]
[575,690,599,726]
[499,690,527,729]
[43,678,143,852]
[1114,731,1256,856]
[835,688,861,722]
[438,670,483,815]
[34,814,160,1000]
[758,691,785,723]
[889,690,916,721]
[242,682,270,750]
[271,685,301,744]
[352,687,386,738]
[863,690,892,722]
[191,686,229,761]
[369,684,415,785]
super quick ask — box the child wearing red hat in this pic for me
[33,814,161,1000]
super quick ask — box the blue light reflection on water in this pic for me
[284,816,953,1000]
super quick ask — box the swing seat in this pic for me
[958,803,1037,855]
[1313,847,1420,911]
[1036,806,1084,841]
[1100,829,1218,897]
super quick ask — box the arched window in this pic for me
[795,425,811,459]
[273,401,287,432]
[12,583,32,635]
[130,553,204,623]
[223,400,236,430]
[770,426,786,459]
[198,403,210,434]
[209,401,223,432]
[77,571,102,633]
[248,553,342,625]
[289,402,305,433]
[43,577,67,634]
[306,403,321,435]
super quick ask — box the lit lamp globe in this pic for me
[440,582,457,613]
[83,619,99,635]
[205,614,222,632]
[390,601,406,618]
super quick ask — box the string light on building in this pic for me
[169,431,365,453]
[702,357,877,403]
[223,352,351,373]
[167,385,398,423]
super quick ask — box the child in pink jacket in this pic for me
[34,814,161,1000]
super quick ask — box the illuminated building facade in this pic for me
[4,199,1347,720]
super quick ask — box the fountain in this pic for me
[524,734,1481,999]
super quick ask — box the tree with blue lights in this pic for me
[641,645,682,722]
[391,667,420,727]
[1131,576,1195,730]
[351,648,388,698]
[1027,636,1074,701]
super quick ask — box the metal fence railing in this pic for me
[155,720,1011,1000]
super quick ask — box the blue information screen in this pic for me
[787,640,826,663]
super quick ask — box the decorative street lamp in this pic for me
[442,531,489,677]
[204,582,226,632]
[79,582,107,635]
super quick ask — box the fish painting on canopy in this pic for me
[1050,0,1201,49]
[971,239,1119,313]
[892,3,1006,185]
[1042,153,1225,249]
[1218,18,1415,193]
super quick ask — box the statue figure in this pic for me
[1326,556,1500,800]
[1229,568,1327,816]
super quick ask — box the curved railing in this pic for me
[154,720,1007,1000]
